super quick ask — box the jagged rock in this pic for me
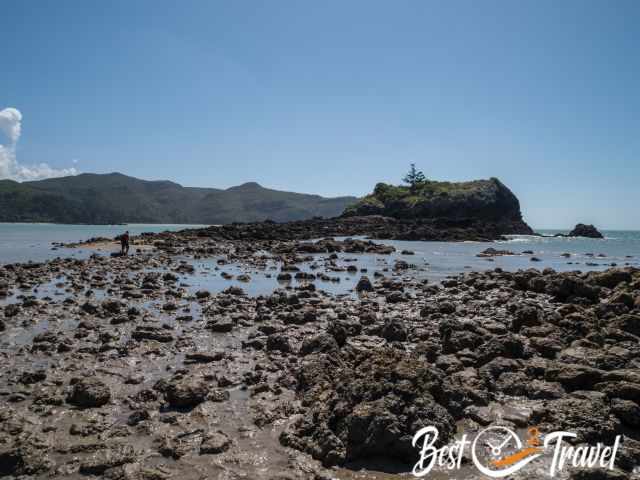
[281,347,456,467]
[300,333,339,356]
[546,363,605,391]
[592,269,633,288]
[569,468,630,480]
[127,409,150,426]
[477,248,515,257]
[80,302,98,314]
[610,398,640,427]
[380,318,408,342]
[511,305,541,331]
[266,333,292,353]
[206,317,234,332]
[200,431,232,454]
[385,291,406,303]
[184,351,226,364]
[79,444,136,475]
[595,381,640,402]
[101,299,122,314]
[568,223,604,239]
[223,286,245,295]
[530,394,621,443]
[132,326,174,343]
[545,275,600,303]
[19,370,46,385]
[67,378,111,408]
[0,443,51,477]
[609,314,640,336]
[4,304,20,318]
[162,378,209,408]
[327,319,362,346]
[343,177,533,239]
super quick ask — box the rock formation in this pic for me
[568,223,604,238]
[343,177,533,236]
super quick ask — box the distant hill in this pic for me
[0,173,358,224]
[343,177,533,234]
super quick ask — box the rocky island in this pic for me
[343,176,534,239]
[551,224,605,240]
[568,223,605,239]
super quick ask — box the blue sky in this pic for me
[1,0,639,229]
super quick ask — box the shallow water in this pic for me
[2,225,640,298]
[187,230,640,297]
[0,223,208,264]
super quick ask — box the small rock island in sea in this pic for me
[553,223,605,239]
[568,223,605,238]
[342,176,533,241]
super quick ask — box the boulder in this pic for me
[380,317,408,342]
[568,223,604,239]
[266,333,292,353]
[300,333,339,356]
[67,378,111,408]
[101,299,122,314]
[163,378,209,408]
[4,304,20,318]
[131,326,174,343]
[592,269,633,289]
[200,431,232,454]
[610,398,640,427]
[281,347,455,466]
[78,444,136,475]
[476,248,515,257]
[530,394,620,443]
[206,317,235,332]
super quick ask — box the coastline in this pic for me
[0,222,639,478]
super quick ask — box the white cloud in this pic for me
[0,107,22,143]
[0,107,78,181]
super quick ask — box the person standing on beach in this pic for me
[120,230,130,255]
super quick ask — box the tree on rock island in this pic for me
[402,163,426,192]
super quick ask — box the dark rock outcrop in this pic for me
[280,347,456,467]
[66,378,111,408]
[343,178,533,236]
[160,377,209,408]
[567,223,604,238]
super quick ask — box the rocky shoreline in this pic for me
[1,227,639,479]
[136,215,532,245]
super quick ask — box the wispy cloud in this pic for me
[0,107,78,181]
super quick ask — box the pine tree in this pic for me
[402,163,426,191]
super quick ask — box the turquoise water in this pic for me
[0,223,208,264]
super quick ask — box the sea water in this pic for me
[1,224,639,294]
[0,223,207,264]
